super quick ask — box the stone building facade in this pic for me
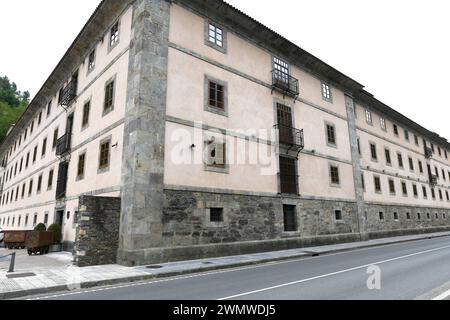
[1,0,450,266]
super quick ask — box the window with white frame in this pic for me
[380,117,386,131]
[322,83,332,101]
[208,23,223,48]
[365,110,373,125]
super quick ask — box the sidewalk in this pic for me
[1,231,450,299]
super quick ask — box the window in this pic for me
[44,213,49,225]
[439,189,443,201]
[385,148,391,165]
[37,174,43,193]
[104,79,115,113]
[30,120,34,134]
[208,23,224,48]
[28,179,33,197]
[374,176,381,193]
[388,179,396,194]
[404,130,409,141]
[88,49,96,71]
[431,143,435,153]
[427,213,431,220]
[417,213,421,220]
[419,161,423,174]
[445,150,448,159]
[394,212,399,221]
[357,138,361,155]
[210,208,224,223]
[273,57,289,86]
[370,143,377,161]
[407,212,411,220]
[402,182,408,196]
[413,184,418,197]
[99,141,111,170]
[322,83,332,102]
[446,191,449,201]
[26,152,30,168]
[82,101,90,128]
[208,80,225,110]
[414,135,419,145]
[397,153,404,168]
[21,183,26,199]
[205,140,227,171]
[393,124,399,136]
[335,210,343,221]
[326,124,336,146]
[109,21,120,48]
[361,173,365,192]
[431,188,436,199]
[365,110,373,125]
[42,138,47,157]
[438,147,442,157]
[33,214,37,227]
[283,205,297,231]
[47,100,52,117]
[279,156,297,195]
[379,212,384,221]
[330,165,340,185]
[380,117,386,131]
[48,169,54,190]
[38,111,42,126]
[33,145,38,163]
[408,157,414,171]
[77,153,86,180]
[52,128,59,149]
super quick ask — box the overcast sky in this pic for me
[1,0,449,139]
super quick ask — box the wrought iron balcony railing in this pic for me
[425,147,433,159]
[60,81,77,106]
[56,133,71,156]
[272,70,300,97]
[275,124,305,150]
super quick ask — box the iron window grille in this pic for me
[210,208,224,223]
[283,205,297,232]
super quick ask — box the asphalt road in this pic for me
[26,236,450,300]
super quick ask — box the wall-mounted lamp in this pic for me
[112,142,119,148]
[190,144,196,149]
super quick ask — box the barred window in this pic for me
[210,208,224,223]
[283,205,297,232]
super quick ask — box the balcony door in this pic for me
[277,103,294,145]
[66,113,74,149]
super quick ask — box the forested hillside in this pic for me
[0,76,29,143]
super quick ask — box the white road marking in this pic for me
[217,244,450,300]
[26,238,449,300]
[432,289,450,300]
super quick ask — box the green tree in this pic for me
[0,75,28,143]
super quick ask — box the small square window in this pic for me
[210,208,224,223]
[335,210,342,221]
[283,205,297,232]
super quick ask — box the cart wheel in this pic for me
[39,249,44,255]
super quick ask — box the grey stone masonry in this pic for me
[118,0,171,266]
[74,196,121,267]
[345,94,367,239]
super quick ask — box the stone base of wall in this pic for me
[62,241,74,253]
[118,190,450,266]
[74,196,121,267]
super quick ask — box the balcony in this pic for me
[56,133,71,156]
[272,70,299,97]
[275,124,304,149]
[60,81,77,106]
[430,175,438,186]
[425,147,433,159]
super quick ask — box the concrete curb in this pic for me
[4,232,450,300]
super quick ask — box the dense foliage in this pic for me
[34,223,47,232]
[0,76,29,143]
[47,223,62,244]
